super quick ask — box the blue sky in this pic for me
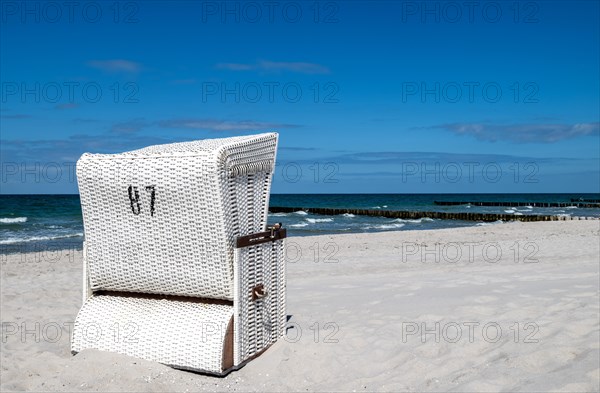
[1,0,599,194]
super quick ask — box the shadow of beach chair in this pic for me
[71,132,286,375]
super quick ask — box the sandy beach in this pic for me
[1,220,599,392]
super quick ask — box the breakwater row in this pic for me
[571,198,600,203]
[433,201,600,208]
[269,206,598,222]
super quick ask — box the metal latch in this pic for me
[236,223,286,248]
[252,284,267,301]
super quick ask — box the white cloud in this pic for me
[87,59,141,73]
[158,118,300,131]
[216,60,330,74]
[434,122,599,143]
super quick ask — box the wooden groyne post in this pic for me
[433,201,600,208]
[269,206,599,222]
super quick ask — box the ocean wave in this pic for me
[504,209,516,213]
[342,213,355,218]
[0,217,28,224]
[513,212,524,216]
[364,223,405,230]
[394,217,434,224]
[306,218,333,224]
[289,222,309,228]
[271,212,289,217]
[0,232,83,245]
[476,220,504,226]
[565,206,578,209]
[294,210,308,215]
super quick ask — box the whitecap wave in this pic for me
[289,222,309,228]
[513,212,524,216]
[394,217,434,224]
[476,220,503,226]
[342,213,355,218]
[271,212,289,217]
[0,217,27,224]
[504,209,516,213]
[306,218,333,224]
[0,232,83,245]
[294,210,308,215]
[365,223,405,230]
[565,206,578,209]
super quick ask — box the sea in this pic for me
[1,193,599,254]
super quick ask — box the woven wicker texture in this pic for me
[71,294,233,374]
[77,133,277,300]
[234,239,286,364]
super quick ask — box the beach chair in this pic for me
[71,132,286,375]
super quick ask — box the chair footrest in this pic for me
[71,294,234,375]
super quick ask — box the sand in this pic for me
[1,221,599,392]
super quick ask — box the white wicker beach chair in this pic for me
[71,132,286,375]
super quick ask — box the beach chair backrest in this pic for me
[76,133,278,300]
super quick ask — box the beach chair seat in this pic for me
[71,133,286,375]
